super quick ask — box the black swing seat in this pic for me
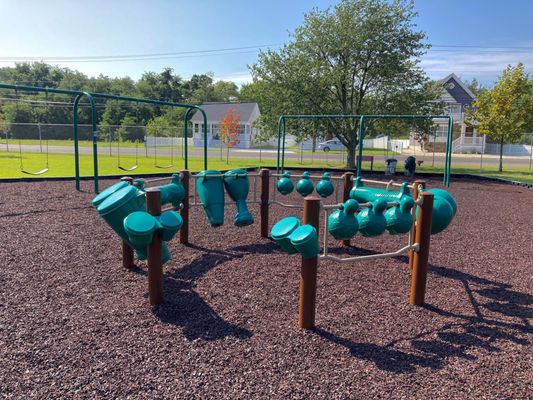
[21,167,49,176]
[155,164,173,169]
[118,165,138,172]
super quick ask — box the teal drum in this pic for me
[385,196,414,234]
[196,170,225,227]
[223,169,254,227]
[92,181,129,208]
[271,216,301,254]
[290,225,319,259]
[123,211,170,263]
[296,171,314,197]
[350,177,411,203]
[328,199,359,240]
[158,211,183,242]
[420,194,454,234]
[277,171,294,195]
[97,185,146,244]
[427,188,457,216]
[357,198,387,237]
[154,174,186,209]
[316,172,334,198]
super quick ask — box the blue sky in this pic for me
[0,0,532,86]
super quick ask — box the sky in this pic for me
[1,0,532,87]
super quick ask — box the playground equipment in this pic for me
[276,114,455,186]
[316,172,335,198]
[0,82,208,193]
[296,171,314,196]
[277,171,294,195]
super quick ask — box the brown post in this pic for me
[408,180,426,270]
[179,169,190,245]
[410,192,433,306]
[121,177,135,269]
[341,172,355,246]
[146,189,164,306]
[299,195,321,330]
[260,168,270,238]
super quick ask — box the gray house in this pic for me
[191,102,261,149]
[432,73,484,153]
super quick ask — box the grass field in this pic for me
[1,150,531,183]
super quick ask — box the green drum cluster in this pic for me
[277,171,335,198]
[349,177,457,235]
[91,174,185,264]
[196,169,254,228]
[271,217,319,259]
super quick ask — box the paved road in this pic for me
[2,144,532,168]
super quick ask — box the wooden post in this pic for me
[260,168,270,238]
[121,176,135,269]
[410,192,433,306]
[146,189,164,306]
[408,180,426,270]
[179,169,189,245]
[299,195,321,330]
[341,172,355,246]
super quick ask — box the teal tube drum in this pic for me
[223,169,254,227]
[196,170,225,227]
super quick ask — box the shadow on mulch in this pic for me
[315,264,533,374]
[152,241,281,342]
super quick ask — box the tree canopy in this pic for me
[248,0,441,167]
[466,63,533,171]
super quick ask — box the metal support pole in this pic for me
[179,169,190,245]
[120,177,135,269]
[299,195,321,330]
[410,192,434,306]
[408,180,425,270]
[146,189,164,306]
[260,168,270,238]
[341,172,355,247]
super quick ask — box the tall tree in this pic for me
[466,63,533,172]
[250,0,434,168]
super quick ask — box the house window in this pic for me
[434,125,448,137]
[194,123,200,134]
[447,103,462,115]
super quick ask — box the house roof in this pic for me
[438,73,476,100]
[190,102,259,123]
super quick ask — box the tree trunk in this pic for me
[345,142,356,169]
[226,146,230,164]
[499,136,504,172]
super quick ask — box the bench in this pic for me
[356,155,374,172]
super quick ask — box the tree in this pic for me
[218,109,241,163]
[249,0,434,168]
[466,63,533,172]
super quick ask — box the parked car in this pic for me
[317,139,344,152]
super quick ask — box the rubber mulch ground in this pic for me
[1,175,532,399]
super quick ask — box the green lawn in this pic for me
[0,150,531,184]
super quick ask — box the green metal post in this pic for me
[276,116,283,174]
[74,92,98,193]
[357,116,365,177]
[73,95,81,191]
[445,116,453,186]
[281,118,287,172]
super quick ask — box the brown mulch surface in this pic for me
[1,176,532,399]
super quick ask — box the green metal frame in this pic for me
[0,83,208,193]
[276,114,454,186]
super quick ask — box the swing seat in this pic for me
[155,164,174,169]
[21,167,49,176]
[118,165,138,172]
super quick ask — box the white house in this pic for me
[191,102,261,149]
[427,73,484,153]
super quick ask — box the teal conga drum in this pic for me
[92,181,129,208]
[223,169,254,227]
[196,170,225,227]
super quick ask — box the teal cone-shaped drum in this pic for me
[223,169,254,227]
[196,170,225,227]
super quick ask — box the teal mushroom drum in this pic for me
[277,171,294,195]
[357,198,387,237]
[385,196,414,234]
[316,172,334,198]
[296,171,314,197]
[328,199,359,240]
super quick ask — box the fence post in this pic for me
[299,195,321,330]
[146,189,164,306]
[179,169,190,245]
[341,172,355,246]
[260,168,270,238]
[410,192,433,306]
[409,180,425,270]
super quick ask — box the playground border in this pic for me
[0,167,531,188]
